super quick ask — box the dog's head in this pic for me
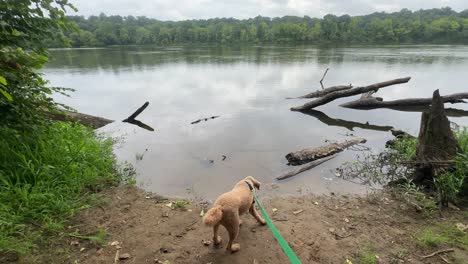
[245,176,261,190]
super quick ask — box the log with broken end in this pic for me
[290,77,411,111]
[123,101,155,131]
[276,155,336,180]
[286,85,352,99]
[340,93,468,109]
[286,138,367,166]
[44,110,114,129]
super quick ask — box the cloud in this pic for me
[69,0,467,21]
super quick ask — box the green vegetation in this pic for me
[49,7,468,47]
[356,244,378,264]
[174,200,189,210]
[415,224,468,250]
[0,0,130,255]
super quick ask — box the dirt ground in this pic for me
[22,186,467,264]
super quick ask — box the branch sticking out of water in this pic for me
[123,101,155,131]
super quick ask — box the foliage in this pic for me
[48,8,468,47]
[395,181,437,217]
[338,127,467,206]
[0,122,127,253]
[415,224,468,250]
[0,0,76,130]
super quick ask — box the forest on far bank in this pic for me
[49,7,468,47]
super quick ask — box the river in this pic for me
[44,45,468,200]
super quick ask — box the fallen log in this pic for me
[277,156,336,180]
[45,110,114,129]
[286,138,367,166]
[298,109,393,132]
[340,93,468,109]
[290,77,411,111]
[123,102,155,131]
[286,85,352,99]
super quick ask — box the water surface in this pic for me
[44,45,468,200]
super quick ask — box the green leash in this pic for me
[249,184,302,264]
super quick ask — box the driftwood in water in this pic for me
[299,109,393,132]
[286,138,367,166]
[277,156,336,180]
[340,93,468,109]
[319,68,329,89]
[385,129,416,148]
[45,110,113,129]
[290,77,411,111]
[413,90,461,189]
[286,85,352,99]
[123,102,154,131]
[191,116,220,124]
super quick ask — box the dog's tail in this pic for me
[203,205,223,226]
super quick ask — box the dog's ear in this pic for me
[246,176,261,190]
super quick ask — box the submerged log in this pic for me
[298,109,393,132]
[291,77,411,111]
[340,93,468,109]
[45,110,114,129]
[277,156,336,180]
[286,85,352,99]
[286,138,367,166]
[413,90,461,188]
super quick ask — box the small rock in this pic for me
[80,247,86,252]
[293,209,303,215]
[202,240,212,246]
[116,245,122,250]
[251,228,256,233]
[328,228,335,233]
[162,212,169,217]
[200,209,205,217]
[272,208,278,213]
[160,247,171,253]
[96,248,104,255]
[70,240,79,246]
[165,202,173,208]
[253,259,259,264]
[456,223,467,232]
[344,218,350,223]
[314,202,319,205]
[119,253,131,260]
[110,241,120,246]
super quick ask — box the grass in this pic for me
[415,224,468,250]
[174,200,189,210]
[356,244,378,264]
[0,122,130,254]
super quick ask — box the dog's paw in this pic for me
[239,219,243,226]
[230,243,240,253]
[259,219,267,225]
[213,236,222,245]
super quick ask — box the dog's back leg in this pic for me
[213,223,222,246]
[224,212,240,253]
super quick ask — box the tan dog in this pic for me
[203,176,266,253]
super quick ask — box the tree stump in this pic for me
[414,90,461,185]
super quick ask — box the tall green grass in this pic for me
[0,122,125,254]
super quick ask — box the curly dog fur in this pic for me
[203,176,266,253]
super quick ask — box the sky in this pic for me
[69,0,468,21]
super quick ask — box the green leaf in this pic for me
[0,88,13,101]
[12,29,20,36]
[0,76,7,86]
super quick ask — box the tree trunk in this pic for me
[290,77,411,111]
[340,93,468,109]
[414,90,461,185]
[286,138,367,166]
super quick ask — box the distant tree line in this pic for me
[49,7,468,47]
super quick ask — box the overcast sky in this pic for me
[69,0,467,21]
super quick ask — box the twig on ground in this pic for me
[420,249,454,260]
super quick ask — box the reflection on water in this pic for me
[44,45,468,200]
